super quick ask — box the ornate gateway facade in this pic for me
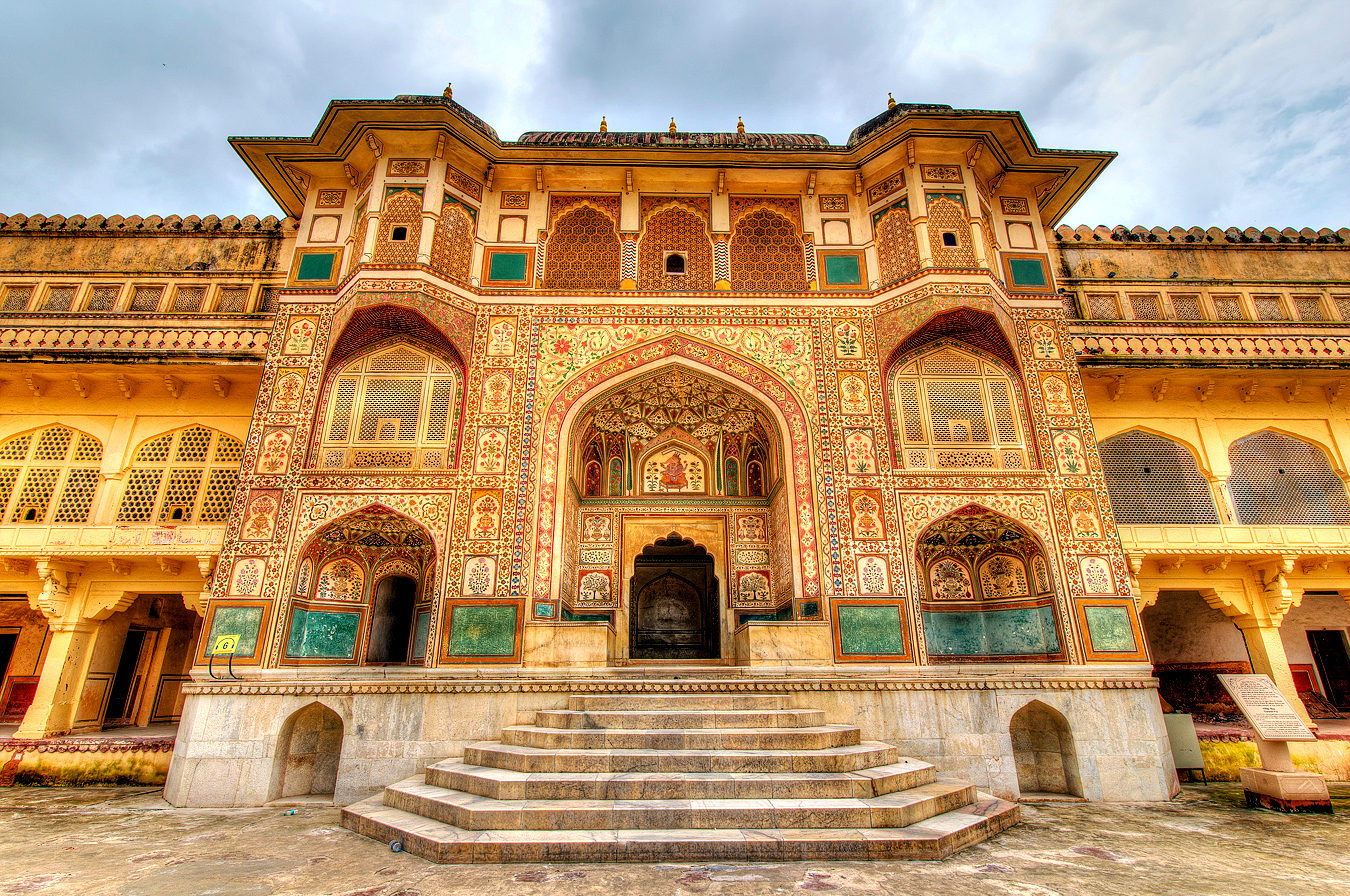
[1,91,1347,817]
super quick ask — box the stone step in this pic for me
[533,708,827,730]
[341,793,1022,863]
[426,758,937,801]
[381,776,977,832]
[463,736,897,774]
[568,693,790,712]
[498,724,861,751]
[463,740,899,774]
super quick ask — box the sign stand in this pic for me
[1218,674,1331,813]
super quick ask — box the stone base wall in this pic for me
[164,666,1179,807]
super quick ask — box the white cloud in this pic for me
[0,1,1344,226]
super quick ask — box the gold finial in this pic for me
[736,116,745,135]
[887,92,896,110]
[443,82,453,100]
[669,117,677,134]
[599,115,608,133]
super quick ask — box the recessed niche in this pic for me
[941,231,958,247]
[822,219,851,245]
[308,215,340,243]
[664,252,686,275]
[1007,221,1036,249]
[390,226,409,241]
[498,216,526,242]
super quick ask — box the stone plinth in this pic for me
[1238,766,1333,814]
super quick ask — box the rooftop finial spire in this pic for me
[887,92,896,110]
[443,82,453,100]
[599,115,608,133]
[737,116,745,135]
[669,117,677,134]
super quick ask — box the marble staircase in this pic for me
[341,693,1019,862]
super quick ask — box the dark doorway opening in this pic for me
[104,629,148,725]
[0,632,15,682]
[629,533,719,660]
[1308,630,1350,708]
[366,575,417,664]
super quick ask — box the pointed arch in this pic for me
[1228,430,1350,525]
[1009,700,1081,797]
[429,195,476,282]
[535,335,819,613]
[371,187,424,265]
[886,338,1032,471]
[116,426,242,524]
[1099,430,1220,525]
[730,207,807,291]
[872,199,921,284]
[639,201,714,290]
[270,701,344,801]
[543,205,621,290]
[312,322,466,471]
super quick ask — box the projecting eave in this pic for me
[233,96,1115,224]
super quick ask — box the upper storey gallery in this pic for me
[233,91,1113,298]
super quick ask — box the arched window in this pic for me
[639,204,713,290]
[429,197,475,282]
[0,426,102,523]
[873,200,920,285]
[371,188,423,265]
[319,342,462,470]
[891,344,1028,470]
[926,195,976,267]
[1229,431,1350,525]
[116,426,242,523]
[543,206,620,290]
[1099,431,1219,525]
[730,207,807,291]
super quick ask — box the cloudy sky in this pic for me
[3,1,1347,227]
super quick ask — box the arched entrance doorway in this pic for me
[630,533,719,659]
[556,362,796,662]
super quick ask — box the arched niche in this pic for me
[916,504,1064,663]
[271,702,344,802]
[286,506,434,666]
[1009,700,1082,798]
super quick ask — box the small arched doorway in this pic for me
[629,533,719,660]
[272,702,344,802]
[1010,701,1081,798]
[365,575,417,664]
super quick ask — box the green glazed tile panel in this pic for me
[837,604,906,656]
[448,603,518,656]
[823,254,861,285]
[207,606,263,656]
[412,609,431,659]
[488,251,530,282]
[295,251,337,282]
[1084,604,1138,653]
[923,604,1059,657]
[285,607,361,659]
[1008,257,1049,288]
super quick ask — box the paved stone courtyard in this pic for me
[1,785,1347,895]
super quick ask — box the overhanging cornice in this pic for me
[232,96,1114,225]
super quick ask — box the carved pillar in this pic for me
[713,235,731,291]
[619,233,639,290]
[417,161,447,267]
[14,619,99,738]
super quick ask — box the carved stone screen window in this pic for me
[115,426,243,524]
[1099,430,1220,525]
[1228,431,1350,526]
[320,343,462,470]
[0,426,103,524]
[891,345,1028,470]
